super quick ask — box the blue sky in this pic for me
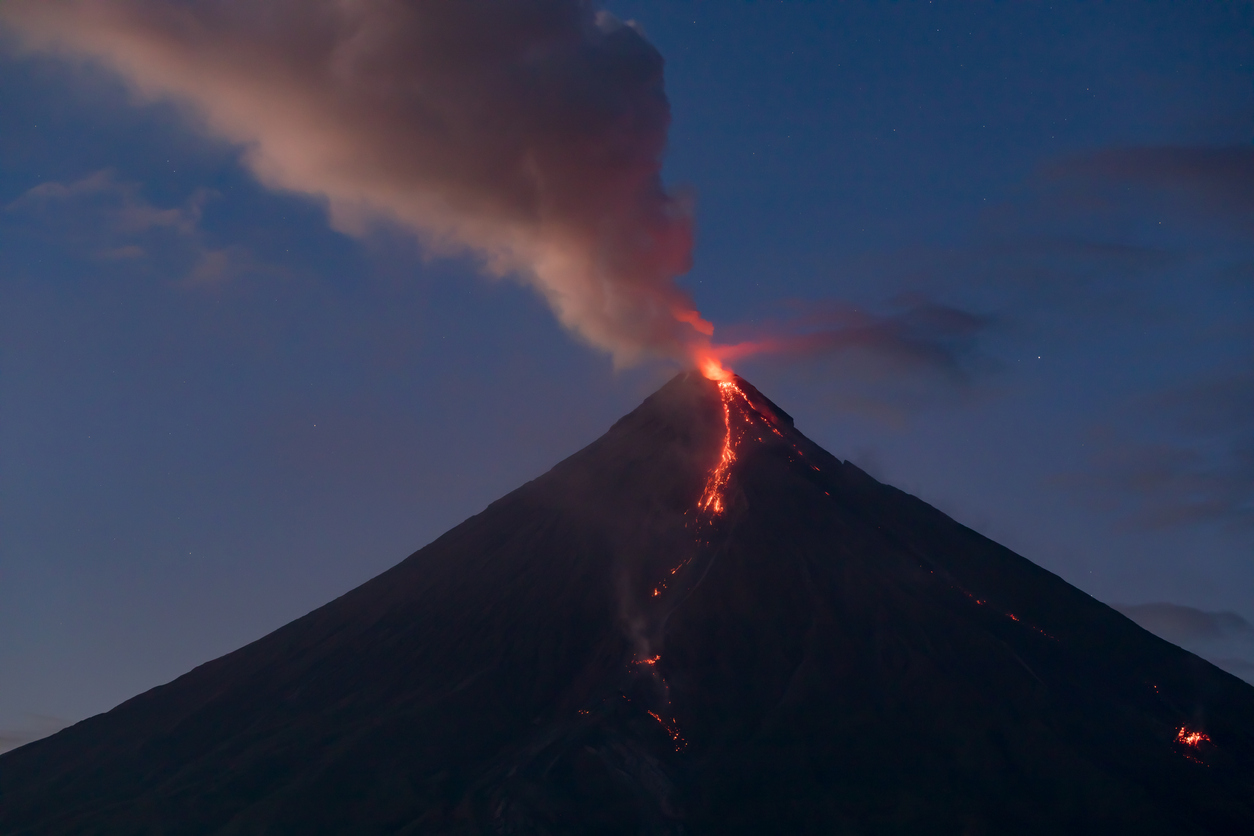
[2,0,1251,748]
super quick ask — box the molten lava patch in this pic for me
[1176,726,1211,748]
[1174,725,1214,765]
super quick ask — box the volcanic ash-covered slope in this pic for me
[2,372,1254,835]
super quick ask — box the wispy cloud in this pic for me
[5,169,267,286]
[1153,372,1254,436]
[1044,145,1254,235]
[8,168,209,236]
[1089,441,1254,529]
[1114,602,1254,684]
[719,297,994,383]
[725,295,1000,423]
[1062,372,1254,531]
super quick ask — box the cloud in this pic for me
[1151,372,1254,436]
[97,244,146,260]
[1069,372,1254,530]
[1,0,712,367]
[1046,146,1254,225]
[1080,439,1254,530]
[1114,602,1254,644]
[7,169,208,236]
[976,149,1254,532]
[718,296,999,423]
[852,146,1251,318]
[5,169,273,287]
[717,298,993,383]
[1113,602,1254,684]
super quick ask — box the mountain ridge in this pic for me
[2,371,1253,835]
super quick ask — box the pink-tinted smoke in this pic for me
[2,0,714,366]
[699,300,991,380]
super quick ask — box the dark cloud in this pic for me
[720,298,993,384]
[1048,145,1254,216]
[1151,372,1254,436]
[812,226,1182,335]
[984,150,1254,532]
[1087,439,1253,529]
[1,0,712,366]
[1064,370,1254,531]
[1103,373,1248,528]
[1137,372,1251,528]
[723,297,999,423]
[1114,602,1254,685]
[847,147,1251,319]
[1114,602,1254,644]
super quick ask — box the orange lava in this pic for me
[699,355,733,382]
[954,584,1056,639]
[698,380,738,515]
[1176,726,1210,747]
[648,710,687,751]
[694,368,795,517]
[639,359,814,755]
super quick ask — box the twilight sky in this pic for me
[2,0,1252,750]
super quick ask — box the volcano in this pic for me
[3,373,1253,835]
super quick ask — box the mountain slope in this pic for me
[2,372,1252,835]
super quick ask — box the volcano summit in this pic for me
[2,373,1253,835]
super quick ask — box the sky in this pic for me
[1,0,1252,751]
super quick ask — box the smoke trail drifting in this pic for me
[2,0,712,365]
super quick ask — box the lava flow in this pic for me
[648,710,688,751]
[694,356,760,517]
[633,360,796,754]
[1176,727,1211,748]
[694,359,791,518]
[697,380,739,515]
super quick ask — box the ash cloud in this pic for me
[1,0,709,365]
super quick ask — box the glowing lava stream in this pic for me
[697,380,739,515]
[695,374,792,518]
[631,365,804,753]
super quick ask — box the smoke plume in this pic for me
[2,0,712,365]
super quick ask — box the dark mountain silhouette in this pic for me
[3,372,1253,835]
